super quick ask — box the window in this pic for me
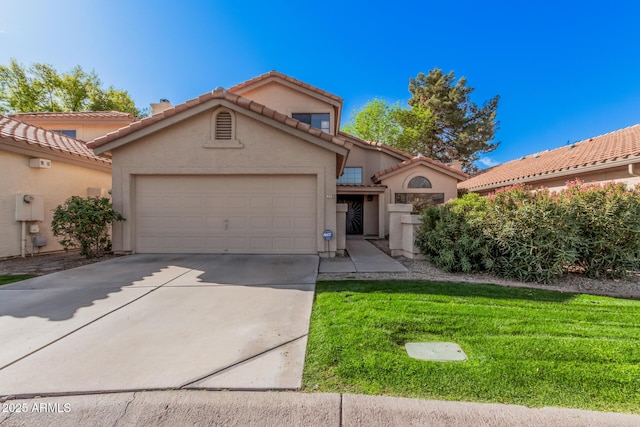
[292,113,330,133]
[408,176,432,188]
[53,129,77,138]
[337,167,363,185]
[395,193,444,205]
[215,111,232,140]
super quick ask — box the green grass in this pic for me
[0,275,36,286]
[303,281,640,413]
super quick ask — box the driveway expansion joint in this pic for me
[179,334,309,389]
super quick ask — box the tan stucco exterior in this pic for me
[234,81,340,135]
[0,149,111,258]
[91,72,465,255]
[108,106,338,255]
[470,164,640,196]
[14,116,133,142]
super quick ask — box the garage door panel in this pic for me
[135,175,316,254]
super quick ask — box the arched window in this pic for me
[408,176,432,188]
[215,111,233,140]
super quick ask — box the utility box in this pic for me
[15,194,45,221]
[29,158,52,169]
[32,236,48,247]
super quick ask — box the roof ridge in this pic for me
[229,70,343,103]
[337,131,413,159]
[88,88,351,151]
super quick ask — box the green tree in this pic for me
[0,58,146,118]
[341,98,402,144]
[399,68,500,172]
[51,196,125,258]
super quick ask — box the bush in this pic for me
[416,193,490,273]
[417,181,640,283]
[51,196,125,258]
[562,181,640,278]
[484,186,578,283]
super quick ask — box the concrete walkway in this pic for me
[319,239,407,273]
[1,391,638,426]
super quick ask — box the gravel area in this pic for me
[0,251,117,276]
[318,239,640,299]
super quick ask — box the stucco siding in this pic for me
[236,82,337,134]
[343,145,402,184]
[110,107,338,255]
[0,150,112,258]
[472,166,640,195]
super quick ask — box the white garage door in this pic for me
[135,175,317,254]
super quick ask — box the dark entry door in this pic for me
[337,195,364,235]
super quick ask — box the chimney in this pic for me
[150,99,172,115]
[449,160,464,171]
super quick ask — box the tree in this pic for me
[341,98,402,144]
[0,59,146,118]
[51,196,125,258]
[399,68,499,172]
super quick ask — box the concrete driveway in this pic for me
[0,254,318,397]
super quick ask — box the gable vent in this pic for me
[215,112,232,140]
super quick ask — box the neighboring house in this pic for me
[88,71,467,257]
[0,116,112,258]
[459,124,640,195]
[8,111,135,142]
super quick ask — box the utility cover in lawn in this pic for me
[405,342,467,362]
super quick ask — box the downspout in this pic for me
[628,163,640,177]
[20,221,26,258]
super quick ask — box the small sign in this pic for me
[322,229,334,241]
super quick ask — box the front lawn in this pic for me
[0,275,36,286]
[303,281,640,414]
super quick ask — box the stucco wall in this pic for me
[380,164,460,203]
[471,165,640,196]
[379,164,460,234]
[109,106,338,255]
[343,144,403,184]
[15,119,131,142]
[236,82,338,135]
[0,150,111,258]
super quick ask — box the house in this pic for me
[8,111,135,142]
[0,115,112,258]
[88,71,467,257]
[459,124,640,195]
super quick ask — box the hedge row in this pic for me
[416,181,640,283]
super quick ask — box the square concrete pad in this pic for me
[405,342,467,361]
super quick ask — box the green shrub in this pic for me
[417,181,640,283]
[562,181,640,278]
[416,194,490,273]
[51,196,125,258]
[484,186,578,283]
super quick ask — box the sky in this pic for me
[1,0,639,168]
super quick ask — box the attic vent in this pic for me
[215,112,232,140]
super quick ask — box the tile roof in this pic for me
[9,111,134,120]
[373,156,469,181]
[337,131,413,160]
[0,115,111,165]
[459,124,640,191]
[229,70,343,103]
[88,88,351,151]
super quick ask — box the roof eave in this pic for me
[460,156,640,192]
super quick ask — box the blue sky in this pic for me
[1,0,639,168]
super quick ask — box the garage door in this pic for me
[135,175,317,254]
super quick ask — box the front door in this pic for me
[337,195,364,235]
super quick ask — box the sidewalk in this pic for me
[319,239,407,273]
[1,391,638,426]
